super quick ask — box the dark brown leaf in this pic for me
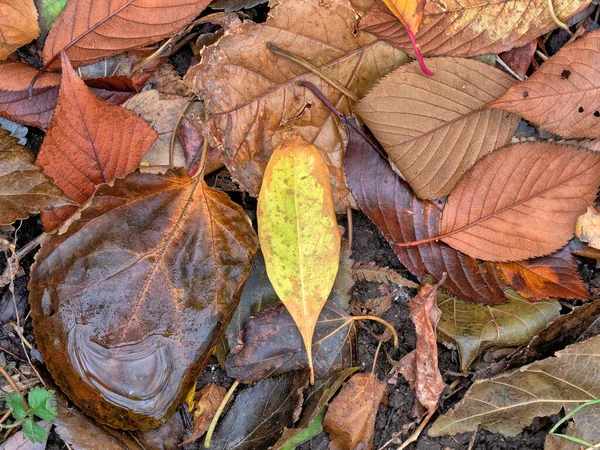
[499,41,538,80]
[181,384,227,446]
[29,169,258,429]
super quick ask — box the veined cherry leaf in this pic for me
[0,0,40,60]
[43,0,211,68]
[437,290,561,372]
[258,136,341,383]
[355,57,520,199]
[429,335,600,437]
[439,142,600,262]
[490,30,600,139]
[0,130,73,225]
[184,0,409,212]
[358,0,592,57]
[29,169,258,430]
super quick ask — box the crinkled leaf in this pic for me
[29,169,258,429]
[0,0,40,60]
[181,384,227,446]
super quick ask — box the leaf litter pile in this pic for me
[4,0,600,449]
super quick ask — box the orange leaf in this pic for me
[0,0,40,60]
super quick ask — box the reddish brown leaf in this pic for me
[440,143,600,262]
[43,0,211,68]
[181,384,227,446]
[358,0,592,57]
[29,169,258,430]
[323,372,386,450]
[498,41,538,80]
[36,53,156,226]
[491,30,600,138]
[178,116,223,176]
[397,281,445,413]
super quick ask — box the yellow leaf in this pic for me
[382,0,425,34]
[258,135,341,384]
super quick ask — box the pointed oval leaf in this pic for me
[258,136,341,380]
[440,142,600,262]
[355,57,520,199]
[491,30,600,139]
[29,169,258,430]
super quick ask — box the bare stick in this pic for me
[547,0,573,35]
[0,366,28,411]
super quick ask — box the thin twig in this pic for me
[170,96,195,167]
[0,410,11,425]
[547,0,573,35]
[266,43,360,102]
[536,50,549,61]
[467,430,478,450]
[495,56,524,82]
[191,107,211,180]
[0,366,28,411]
[204,381,238,448]
[347,206,353,253]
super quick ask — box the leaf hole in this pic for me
[561,69,571,79]
[579,107,585,113]
[522,91,529,99]
[594,111,600,118]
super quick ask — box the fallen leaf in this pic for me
[0,129,73,225]
[397,280,445,412]
[258,136,341,382]
[497,246,589,300]
[226,301,356,384]
[36,0,69,34]
[355,57,519,199]
[180,383,227,446]
[491,30,600,138]
[36,53,157,231]
[499,40,538,80]
[437,290,561,372]
[576,206,600,250]
[323,372,387,450]
[545,403,600,450]
[275,409,325,450]
[352,262,418,289]
[210,0,268,11]
[429,335,600,437]
[185,0,409,212]
[358,0,592,57]
[178,116,223,176]
[207,373,307,450]
[43,0,211,68]
[439,142,600,262]
[29,168,258,429]
[0,0,40,60]
[1,421,51,450]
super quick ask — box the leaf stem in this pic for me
[404,27,434,77]
[351,315,399,347]
[169,95,195,167]
[546,0,573,35]
[204,380,238,448]
[191,107,210,180]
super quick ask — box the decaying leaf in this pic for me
[499,40,538,80]
[323,372,387,450]
[210,0,268,11]
[2,421,51,450]
[29,169,258,429]
[437,291,561,372]
[397,280,445,413]
[545,403,600,450]
[429,335,600,437]
[185,0,409,211]
[0,0,40,60]
[36,0,69,33]
[0,130,73,225]
[352,262,418,289]
[180,383,227,446]
[226,301,356,384]
[358,0,592,57]
[576,206,600,250]
[258,136,341,382]
[439,142,600,262]
[491,30,600,138]
[355,57,519,199]
[43,0,211,68]
[207,373,308,450]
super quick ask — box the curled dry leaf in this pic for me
[36,53,157,232]
[358,0,592,57]
[576,206,600,249]
[323,372,387,450]
[439,142,600,262]
[429,335,600,437]
[499,40,538,80]
[397,280,445,413]
[0,0,40,60]
[437,291,561,372]
[258,136,341,382]
[185,0,409,212]
[43,0,212,68]
[491,30,600,138]
[29,169,258,429]
[0,130,73,225]
[226,301,356,384]
[355,57,519,199]
[180,383,227,446]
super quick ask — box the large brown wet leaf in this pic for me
[429,335,600,437]
[29,168,258,430]
[184,0,409,212]
[355,58,519,199]
[491,30,600,139]
[358,0,592,57]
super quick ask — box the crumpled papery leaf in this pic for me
[576,206,600,250]
[0,130,73,225]
[0,0,40,60]
[226,301,356,384]
[185,0,409,212]
[437,290,561,372]
[491,30,600,138]
[180,383,227,446]
[43,0,212,68]
[358,0,592,57]
[429,335,600,437]
[29,168,258,430]
[397,281,445,413]
[323,372,387,450]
